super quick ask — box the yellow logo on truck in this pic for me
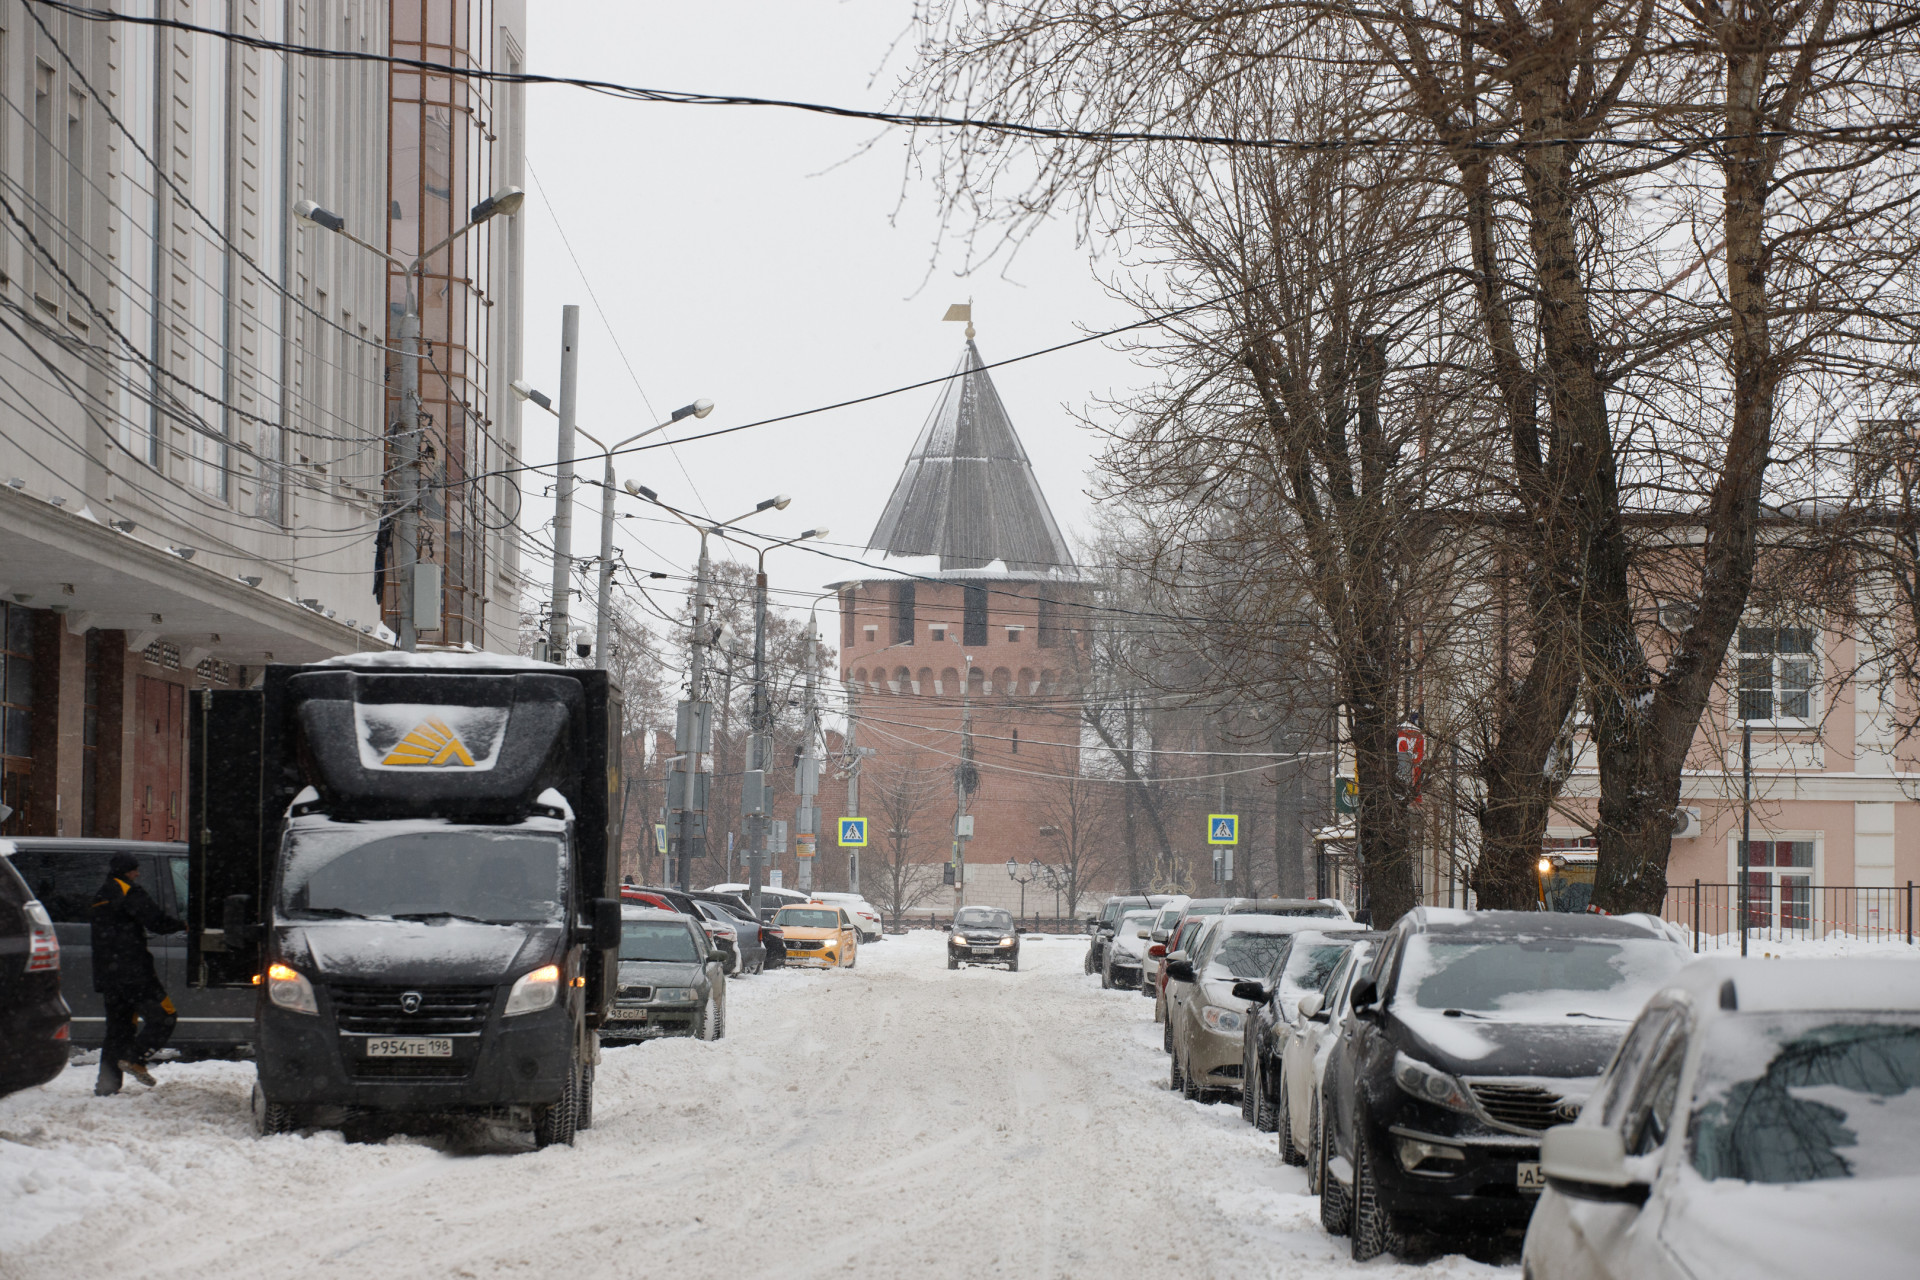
[381,718,477,767]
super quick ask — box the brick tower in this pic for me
[836,331,1091,916]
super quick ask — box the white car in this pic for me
[1524,956,1920,1280]
[812,892,884,942]
[1279,939,1376,1181]
[1103,910,1159,989]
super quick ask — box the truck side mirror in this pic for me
[591,898,622,952]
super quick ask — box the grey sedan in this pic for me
[602,907,728,1043]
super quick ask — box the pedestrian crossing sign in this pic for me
[1208,814,1239,845]
[838,817,867,847]
[654,823,668,851]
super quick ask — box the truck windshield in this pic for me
[281,822,565,923]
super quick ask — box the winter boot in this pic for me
[94,1060,123,1096]
[119,1059,157,1087]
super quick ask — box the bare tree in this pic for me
[1035,769,1118,915]
[862,757,947,929]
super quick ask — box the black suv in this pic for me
[948,906,1023,970]
[1319,908,1687,1260]
[0,848,70,1098]
[1084,894,1175,976]
[3,838,254,1055]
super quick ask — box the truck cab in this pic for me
[189,656,622,1147]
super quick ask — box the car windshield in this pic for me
[620,921,700,963]
[1398,935,1683,1017]
[956,908,1012,929]
[1691,1012,1920,1184]
[1283,942,1356,996]
[280,820,564,923]
[776,908,841,929]
[1210,931,1292,979]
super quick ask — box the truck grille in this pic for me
[329,984,493,1035]
[1469,1082,1574,1132]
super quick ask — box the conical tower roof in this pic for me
[867,341,1075,574]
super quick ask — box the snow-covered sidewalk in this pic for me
[0,932,1510,1279]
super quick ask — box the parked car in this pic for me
[812,892,885,943]
[1285,940,1381,1190]
[2,837,252,1054]
[1102,909,1160,989]
[622,885,742,973]
[1525,956,1920,1280]
[692,899,766,975]
[1168,914,1349,1103]
[1157,915,1223,1047]
[1086,894,1176,976]
[1319,908,1690,1261]
[0,847,69,1098]
[1238,926,1371,1132]
[772,904,860,969]
[602,906,727,1042]
[708,882,810,920]
[1225,897,1353,921]
[947,906,1023,970]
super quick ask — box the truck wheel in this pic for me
[251,1084,300,1137]
[534,1062,580,1149]
[576,1063,595,1131]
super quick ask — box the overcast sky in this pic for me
[516,1,1143,641]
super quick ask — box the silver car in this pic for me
[602,907,727,1043]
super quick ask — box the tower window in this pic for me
[892,582,916,644]
[1011,729,1019,754]
[963,585,988,646]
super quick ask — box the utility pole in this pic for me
[547,305,580,661]
[795,616,822,894]
[673,533,713,893]
[394,293,422,651]
[844,713,860,895]
[953,656,975,910]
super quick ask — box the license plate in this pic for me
[1517,1162,1546,1191]
[606,1008,649,1021]
[365,1037,452,1058]
[972,947,997,955]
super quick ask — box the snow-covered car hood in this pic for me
[284,919,556,984]
[617,959,706,987]
[1393,1004,1627,1077]
[1112,933,1151,960]
[1659,1170,1920,1277]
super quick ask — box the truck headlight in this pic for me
[504,964,561,1016]
[1392,1051,1474,1112]
[266,962,318,1015]
[1200,1005,1244,1034]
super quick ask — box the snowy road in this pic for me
[1,932,1512,1279]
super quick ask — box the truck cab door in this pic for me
[188,688,265,986]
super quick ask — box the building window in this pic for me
[1738,625,1814,721]
[1741,840,1814,933]
[1005,625,1023,643]
[892,582,915,645]
[964,585,988,646]
[863,625,878,643]
[929,624,946,642]
[0,603,34,835]
[1011,729,1019,754]
[1037,592,1057,647]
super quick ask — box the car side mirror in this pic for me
[590,898,622,951]
[1541,1126,1651,1205]
[1297,992,1326,1021]
[1231,980,1269,1003]
[1150,928,1169,943]
[1164,959,1196,984]
[1148,943,1166,958]
[1349,978,1379,1012]
[1016,926,1027,934]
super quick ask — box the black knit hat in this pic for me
[108,852,140,877]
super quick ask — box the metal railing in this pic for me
[1661,881,1917,951]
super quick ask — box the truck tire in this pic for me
[534,1062,580,1149]
[251,1083,300,1137]
[576,1064,595,1131]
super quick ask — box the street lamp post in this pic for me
[295,186,524,650]
[510,382,713,666]
[736,544,824,912]
[625,484,791,891]
[1006,857,1040,925]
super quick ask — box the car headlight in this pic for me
[266,962,318,1015]
[1200,1005,1244,1034]
[654,987,696,1003]
[1393,1051,1474,1112]
[1000,936,1015,947]
[504,964,561,1016]
[950,934,966,946]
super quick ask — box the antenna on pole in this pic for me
[943,301,975,340]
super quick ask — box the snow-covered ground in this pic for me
[0,931,1515,1279]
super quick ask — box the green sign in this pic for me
[1336,777,1359,815]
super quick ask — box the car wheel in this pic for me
[1306,1099,1323,1196]
[1100,961,1112,990]
[251,1083,300,1137]
[698,1000,721,1042]
[577,1063,596,1131]
[1181,1051,1202,1102]
[948,955,960,970]
[1350,1127,1406,1262]
[1241,1056,1259,1125]
[1266,1069,1288,1142]
[1007,955,1019,972]
[534,1060,581,1149]
[1084,946,1096,975]
[1318,1098,1351,1235]
[1170,1047,1185,1093]
[1162,1017,1173,1054]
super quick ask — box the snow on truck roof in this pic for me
[313,649,559,671]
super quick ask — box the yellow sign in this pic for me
[381,718,477,767]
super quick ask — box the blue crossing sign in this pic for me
[1208,814,1239,845]
[838,817,868,847]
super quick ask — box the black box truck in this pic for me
[187,654,622,1147]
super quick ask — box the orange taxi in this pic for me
[770,903,859,969]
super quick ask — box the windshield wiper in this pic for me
[1564,1011,1628,1021]
[392,911,496,925]
[296,906,368,919]
[1441,1009,1493,1019]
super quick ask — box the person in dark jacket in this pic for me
[90,853,184,1094]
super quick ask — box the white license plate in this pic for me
[365,1037,452,1058]
[1517,1162,1546,1191]
[606,1008,649,1021]
[972,947,997,955]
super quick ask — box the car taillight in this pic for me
[53,1022,70,1040]
[24,901,59,973]
[765,927,785,938]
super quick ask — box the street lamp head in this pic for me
[469,185,525,224]
[801,527,828,540]
[1005,859,1018,880]
[624,480,659,502]
[755,494,792,513]
[293,198,345,233]
[510,379,553,412]
[669,399,715,423]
